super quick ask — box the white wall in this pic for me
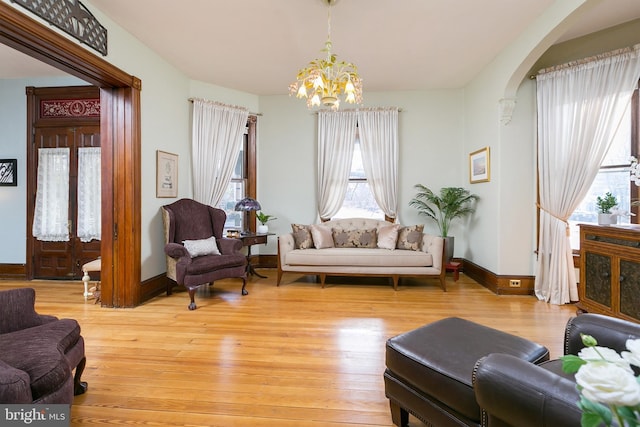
[257,89,466,256]
[0,75,87,264]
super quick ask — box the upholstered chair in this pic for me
[162,198,247,310]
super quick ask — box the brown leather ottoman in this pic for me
[384,317,549,427]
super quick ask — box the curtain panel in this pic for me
[358,108,399,219]
[191,99,249,207]
[535,44,640,304]
[33,148,70,242]
[77,147,101,242]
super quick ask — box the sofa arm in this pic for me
[278,233,295,266]
[422,234,444,271]
[0,359,32,403]
[217,237,242,255]
[564,313,640,355]
[0,288,56,335]
[473,353,581,427]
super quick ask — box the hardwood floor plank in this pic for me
[0,270,577,426]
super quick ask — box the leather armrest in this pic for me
[565,313,640,355]
[473,353,581,427]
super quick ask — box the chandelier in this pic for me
[289,0,363,110]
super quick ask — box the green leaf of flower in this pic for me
[560,354,586,374]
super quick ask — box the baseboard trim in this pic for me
[461,259,534,295]
[0,264,26,279]
[140,274,170,303]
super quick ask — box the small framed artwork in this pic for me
[469,147,490,184]
[156,151,178,198]
[0,159,17,186]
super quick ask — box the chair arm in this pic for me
[278,234,295,267]
[421,234,444,272]
[0,288,56,334]
[473,353,581,427]
[164,242,190,260]
[0,359,32,403]
[217,237,242,255]
[564,313,640,355]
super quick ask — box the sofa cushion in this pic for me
[292,224,314,249]
[377,224,401,250]
[333,228,378,248]
[183,236,221,257]
[310,224,334,249]
[396,225,424,250]
[286,248,432,267]
[0,336,70,401]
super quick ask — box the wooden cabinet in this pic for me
[579,224,640,323]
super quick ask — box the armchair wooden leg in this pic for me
[241,278,248,296]
[73,356,88,395]
[187,288,197,310]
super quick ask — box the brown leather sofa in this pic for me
[0,287,87,404]
[473,313,640,427]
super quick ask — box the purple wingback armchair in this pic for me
[162,198,247,310]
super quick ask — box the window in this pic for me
[216,116,257,231]
[568,85,640,248]
[333,137,384,220]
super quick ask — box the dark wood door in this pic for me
[31,125,101,279]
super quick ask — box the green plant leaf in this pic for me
[560,354,586,374]
[580,397,612,427]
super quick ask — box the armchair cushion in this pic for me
[183,236,221,257]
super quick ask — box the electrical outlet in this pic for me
[509,279,521,287]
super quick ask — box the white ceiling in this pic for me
[3,0,640,94]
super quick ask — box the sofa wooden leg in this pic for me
[276,269,283,286]
[319,274,326,288]
[73,356,88,395]
[389,400,409,427]
[392,275,399,290]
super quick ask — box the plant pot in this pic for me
[597,213,617,226]
[444,236,454,264]
[257,224,269,234]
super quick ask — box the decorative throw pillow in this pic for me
[182,236,221,257]
[377,223,401,250]
[310,224,334,249]
[333,228,378,248]
[396,225,424,251]
[292,224,314,249]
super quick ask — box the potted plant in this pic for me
[256,211,277,234]
[596,192,618,225]
[409,185,479,263]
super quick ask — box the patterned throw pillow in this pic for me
[310,224,334,249]
[182,236,221,257]
[292,224,314,249]
[396,225,424,251]
[332,228,378,248]
[377,223,401,250]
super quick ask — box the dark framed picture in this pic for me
[0,159,17,186]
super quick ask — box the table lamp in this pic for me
[234,197,261,235]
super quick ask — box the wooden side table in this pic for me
[238,233,274,278]
[445,261,462,282]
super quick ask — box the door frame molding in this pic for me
[0,2,142,307]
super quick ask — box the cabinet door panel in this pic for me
[584,252,612,308]
[620,259,640,319]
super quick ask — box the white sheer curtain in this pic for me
[77,147,101,242]
[33,148,70,241]
[191,99,249,206]
[535,45,640,304]
[317,110,358,220]
[358,107,399,219]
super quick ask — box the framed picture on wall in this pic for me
[0,159,17,186]
[156,151,178,198]
[469,147,490,183]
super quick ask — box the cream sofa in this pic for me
[277,218,446,290]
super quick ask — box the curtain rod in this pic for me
[188,98,262,116]
[313,107,404,114]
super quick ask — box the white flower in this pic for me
[578,346,633,372]
[622,338,640,368]
[575,362,640,407]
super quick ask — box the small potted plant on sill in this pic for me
[596,192,618,225]
[256,211,277,234]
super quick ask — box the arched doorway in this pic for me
[0,2,141,307]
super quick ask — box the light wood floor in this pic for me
[0,270,577,426]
